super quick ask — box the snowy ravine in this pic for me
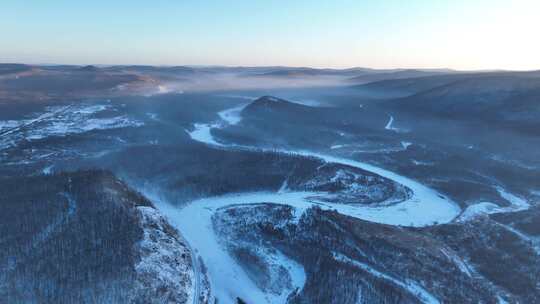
[157,101,463,304]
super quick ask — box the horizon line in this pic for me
[3,61,539,73]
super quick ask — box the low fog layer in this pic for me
[1,63,540,304]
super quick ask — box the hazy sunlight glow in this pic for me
[1,0,538,70]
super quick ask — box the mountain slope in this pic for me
[213,203,540,303]
[0,170,199,304]
[396,74,540,134]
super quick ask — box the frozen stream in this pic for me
[187,103,461,227]
[156,101,462,304]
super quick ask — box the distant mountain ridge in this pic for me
[353,71,540,134]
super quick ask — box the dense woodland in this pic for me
[1,64,539,303]
[0,170,169,303]
[214,203,540,303]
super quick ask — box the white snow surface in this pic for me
[401,141,412,149]
[384,116,394,130]
[188,103,461,227]
[412,159,434,166]
[384,115,408,133]
[26,116,142,140]
[187,103,248,147]
[212,205,307,304]
[135,206,195,304]
[189,123,224,147]
[0,103,143,150]
[496,222,540,255]
[458,202,501,222]
[250,246,305,302]
[271,250,305,297]
[153,193,314,304]
[289,151,459,226]
[42,165,54,175]
[497,296,509,304]
[217,103,248,125]
[458,186,530,222]
[332,252,440,304]
[163,101,467,303]
[0,120,19,131]
[440,249,473,278]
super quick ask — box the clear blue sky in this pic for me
[1,0,539,70]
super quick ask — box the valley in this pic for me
[1,64,539,303]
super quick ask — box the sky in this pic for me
[1,0,539,70]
